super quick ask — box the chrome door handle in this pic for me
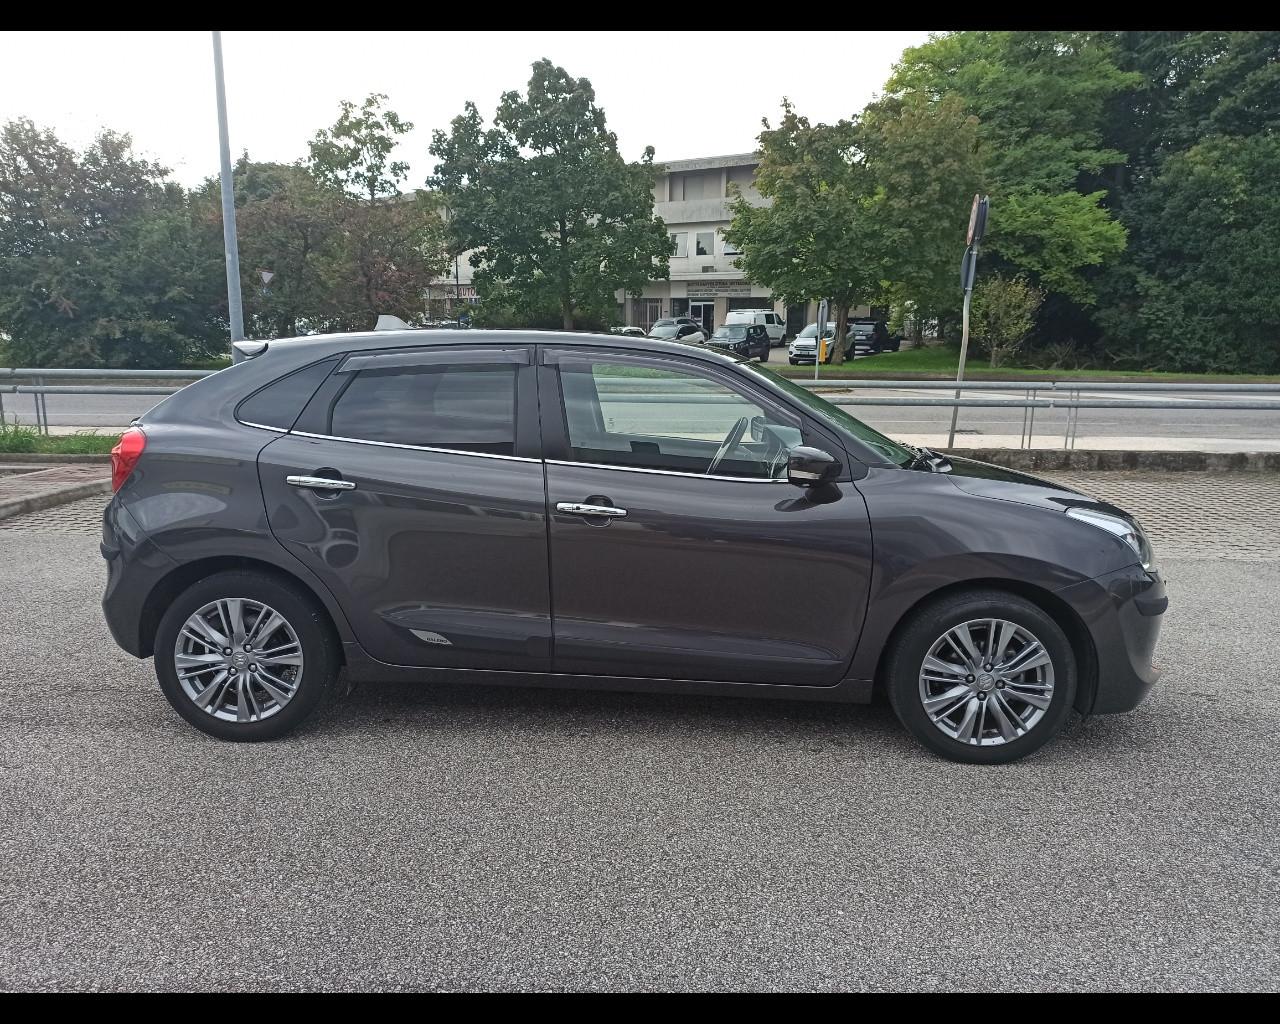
[287,475,356,491]
[556,502,627,518]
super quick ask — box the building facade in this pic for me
[429,152,874,335]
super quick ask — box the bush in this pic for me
[971,274,1045,368]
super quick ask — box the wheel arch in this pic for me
[868,577,1098,715]
[136,555,349,663]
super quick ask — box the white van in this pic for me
[723,309,787,347]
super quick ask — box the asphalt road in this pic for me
[11,384,1280,448]
[1,491,1278,991]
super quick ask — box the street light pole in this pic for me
[212,31,246,362]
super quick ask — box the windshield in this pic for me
[648,323,679,338]
[714,326,748,340]
[796,322,836,339]
[741,363,915,466]
[850,324,875,337]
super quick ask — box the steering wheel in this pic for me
[707,417,750,476]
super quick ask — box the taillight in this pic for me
[111,427,146,492]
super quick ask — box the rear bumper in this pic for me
[100,497,176,658]
[1057,563,1166,715]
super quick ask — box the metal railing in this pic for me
[3,367,1280,450]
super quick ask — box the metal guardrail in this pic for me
[3,368,1280,451]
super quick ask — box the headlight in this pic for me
[1066,508,1155,569]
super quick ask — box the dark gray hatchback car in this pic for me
[102,330,1166,763]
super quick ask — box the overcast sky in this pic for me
[0,31,934,188]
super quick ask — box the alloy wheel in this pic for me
[173,598,305,723]
[917,618,1055,746]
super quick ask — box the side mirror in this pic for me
[787,446,841,488]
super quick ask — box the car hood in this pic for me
[942,455,1131,518]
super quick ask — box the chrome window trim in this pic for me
[239,420,288,433]
[291,430,539,464]
[546,458,787,484]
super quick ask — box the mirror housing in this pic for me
[787,446,841,488]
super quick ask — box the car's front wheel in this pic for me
[885,589,1076,764]
[154,570,338,741]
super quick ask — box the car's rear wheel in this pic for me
[885,589,1076,764]
[759,345,770,362]
[154,570,338,741]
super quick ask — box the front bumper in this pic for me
[1057,563,1166,715]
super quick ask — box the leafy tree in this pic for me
[0,118,224,367]
[885,32,1135,307]
[1092,31,1280,372]
[725,102,881,363]
[857,92,984,338]
[1096,134,1280,373]
[428,59,671,331]
[307,93,414,201]
[971,274,1044,367]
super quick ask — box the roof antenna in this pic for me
[374,314,412,331]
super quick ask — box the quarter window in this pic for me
[235,356,340,431]
[327,362,517,455]
[556,356,802,479]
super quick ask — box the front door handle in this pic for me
[556,502,627,518]
[287,475,356,491]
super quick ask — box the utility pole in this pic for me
[947,194,989,448]
[212,31,246,362]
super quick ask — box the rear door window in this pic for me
[301,350,525,456]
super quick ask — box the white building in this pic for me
[428,152,875,334]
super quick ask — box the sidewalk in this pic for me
[0,464,111,522]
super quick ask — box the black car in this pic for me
[102,330,1165,763]
[705,323,770,361]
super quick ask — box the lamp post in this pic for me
[212,31,246,361]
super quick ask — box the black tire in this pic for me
[885,589,1076,764]
[154,570,339,741]
[759,345,770,362]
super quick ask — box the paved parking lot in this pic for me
[2,476,1279,991]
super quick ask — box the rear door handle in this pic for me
[287,475,356,491]
[556,502,627,518]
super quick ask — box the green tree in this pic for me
[885,32,1135,307]
[307,93,414,201]
[857,92,984,338]
[0,118,224,367]
[1092,31,1280,372]
[971,273,1044,367]
[724,102,880,362]
[428,59,671,331]
[1096,134,1280,373]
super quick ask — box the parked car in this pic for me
[788,322,842,365]
[648,318,706,343]
[705,323,771,361]
[848,320,901,356]
[723,309,788,347]
[611,326,647,338]
[102,329,1165,764]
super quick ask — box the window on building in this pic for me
[695,232,714,257]
[670,232,688,258]
[328,361,518,455]
[722,235,742,256]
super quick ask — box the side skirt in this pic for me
[342,642,874,704]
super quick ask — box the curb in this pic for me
[945,448,1280,473]
[0,453,112,464]
[0,478,112,523]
